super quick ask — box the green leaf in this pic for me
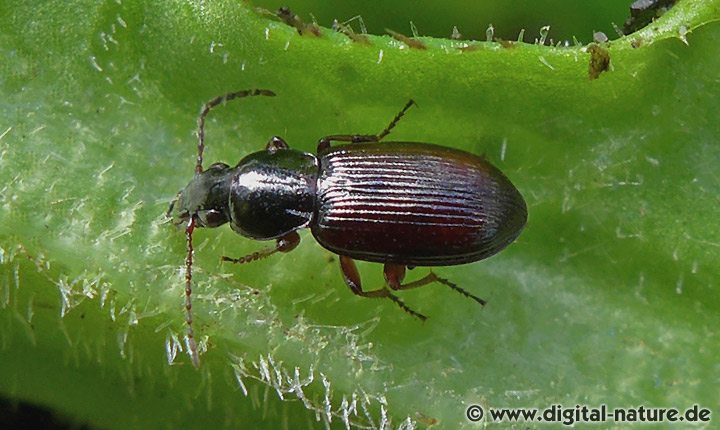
[1,0,718,428]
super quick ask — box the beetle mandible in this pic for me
[168,89,527,366]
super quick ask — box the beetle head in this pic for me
[168,162,233,228]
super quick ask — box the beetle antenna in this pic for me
[196,89,277,174]
[185,216,200,367]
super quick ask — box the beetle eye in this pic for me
[209,162,230,170]
[199,209,228,228]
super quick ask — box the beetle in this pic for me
[168,89,527,366]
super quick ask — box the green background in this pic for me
[1,0,718,428]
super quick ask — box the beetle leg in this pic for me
[317,134,378,152]
[339,256,427,320]
[375,99,416,140]
[383,263,407,286]
[317,99,416,152]
[384,263,487,306]
[266,136,289,152]
[222,231,300,264]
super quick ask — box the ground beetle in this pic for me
[168,89,527,366]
